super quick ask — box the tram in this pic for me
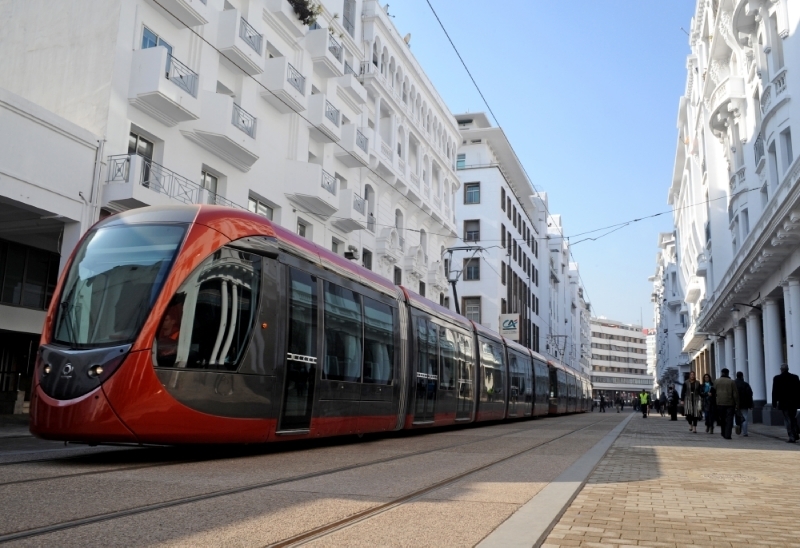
[30,206,591,444]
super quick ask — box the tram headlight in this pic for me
[87,365,104,378]
[43,364,51,375]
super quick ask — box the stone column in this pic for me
[712,336,723,378]
[734,324,747,380]
[789,278,800,375]
[763,298,783,414]
[745,312,766,406]
[724,330,735,377]
[782,282,795,373]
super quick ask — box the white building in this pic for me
[665,0,799,424]
[645,328,657,393]
[590,318,654,400]
[649,231,690,394]
[0,0,460,406]
[451,113,545,352]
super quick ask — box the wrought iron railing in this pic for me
[353,193,365,214]
[356,129,368,153]
[321,170,336,195]
[239,17,263,54]
[325,101,340,126]
[287,63,305,94]
[327,33,343,61]
[344,61,356,76]
[167,53,198,97]
[232,103,256,138]
[754,133,765,165]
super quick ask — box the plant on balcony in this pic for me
[288,0,323,26]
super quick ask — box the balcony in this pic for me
[103,154,235,212]
[375,227,403,264]
[427,260,449,294]
[218,9,263,75]
[331,189,367,233]
[128,47,200,126]
[261,57,307,114]
[148,0,209,28]
[761,69,789,120]
[335,125,370,167]
[708,76,745,132]
[284,161,339,218]
[307,93,341,142]
[264,0,306,38]
[403,245,428,282]
[181,92,259,172]
[335,72,367,105]
[304,28,344,77]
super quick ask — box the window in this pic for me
[155,246,261,371]
[456,153,466,169]
[506,197,511,218]
[463,258,480,281]
[0,239,59,311]
[297,220,308,238]
[363,298,394,384]
[248,197,274,220]
[443,296,450,309]
[781,128,793,172]
[501,262,506,285]
[463,297,481,323]
[501,225,506,248]
[464,182,480,204]
[142,27,172,56]
[128,132,154,160]
[362,249,372,271]
[331,239,341,254]
[464,220,480,242]
[439,327,456,389]
[394,266,402,285]
[323,282,362,382]
[419,281,426,297]
[501,298,507,314]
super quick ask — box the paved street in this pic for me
[542,412,800,547]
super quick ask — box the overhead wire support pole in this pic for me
[444,245,483,315]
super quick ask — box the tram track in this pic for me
[267,416,614,547]
[0,415,614,544]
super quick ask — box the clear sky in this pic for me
[388,0,697,327]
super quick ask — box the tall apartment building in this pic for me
[0,0,460,406]
[451,113,545,352]
[590,318,653,400]
[659,0,798,423]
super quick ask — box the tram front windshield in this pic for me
[53,224,186,349]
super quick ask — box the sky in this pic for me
[387,0,697,327]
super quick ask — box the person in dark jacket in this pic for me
[701,373,716,434]
[659,392,667,417]
[714,368,739,439]
[668,385,679,420]
[681,372,704,433]
[772,363,800,443]
[735,371,754,436]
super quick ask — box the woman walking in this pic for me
[681,371,704,433]
[702,373,716,434]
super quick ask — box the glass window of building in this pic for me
[464,183,480,204]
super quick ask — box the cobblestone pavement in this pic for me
[542,412,800,547]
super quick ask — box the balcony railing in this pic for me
[381,140,392,159]
[353,192,365,214]
[321,169,337,195]
[774,68,787,96]
[166,53,198,97]
[344,60,356,76]
[325,101,340,126]
[328,33,343,62]
[356,129,369,153]
[397,157,406,173]
[287,63,305,94]
[239,17,262,54]
[232,103,256,138]
[410,172,420,187]
[754,133,765,165]
[760,85,772,113]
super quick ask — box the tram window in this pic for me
[416,317,438,381]
[479,337,504,403]
[457,333,473,399]
[439,327,456,389]
[363,297,394,385]
[154,247,261,371]
[323,281,363,382]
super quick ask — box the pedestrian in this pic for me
[668,385,679,421]
[771,363,800,443]
[659,391,667,417]
[653,396,661,416]
[714,368,739,439]
[639,389,649,418]
[599,394,606,413]
[615,396,622,413]
[701,373,717,434]
[681,371,703,433]
[735,371,753,437]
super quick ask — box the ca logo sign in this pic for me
[502,319,518,330]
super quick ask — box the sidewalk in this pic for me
[542,412,800,547]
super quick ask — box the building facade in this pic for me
[0,0,460,406]
[590,318,654,401]
[662,0,799,423]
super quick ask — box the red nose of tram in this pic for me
[30,205,278,444]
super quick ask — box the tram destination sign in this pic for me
[499,314,519,341]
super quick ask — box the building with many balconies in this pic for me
[0,0,460,408]
[664,0,799,424]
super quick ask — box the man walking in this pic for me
[668,385,679,421]
[639,389,649,418]
[599,394,606,413]
[735,371,753,437]
[659,392,667,417]
[772,363,800,443]
[715,368,739,439]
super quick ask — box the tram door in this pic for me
[455,333,474,420]
[278,268,318,431]
[413,317,438,423]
